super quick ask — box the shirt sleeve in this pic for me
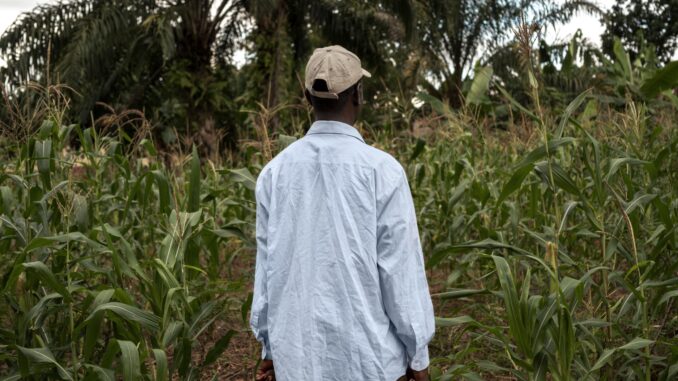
[376,167,435,371]
[250,170,273,360]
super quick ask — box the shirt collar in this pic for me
[306,120,365,143]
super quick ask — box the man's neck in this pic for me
[314,113,355,126]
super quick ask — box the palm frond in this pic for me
[0,0,95,85]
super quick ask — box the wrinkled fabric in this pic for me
[250,120,435,381]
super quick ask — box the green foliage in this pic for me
[1,57,677,379]
[0,0,246,154]
[1,2,677,380]
[415,0,601,106]
[602,0,678,63]
[0,0,160,121]
[414,85,677,380]
[0,117,258,379]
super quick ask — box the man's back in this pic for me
[250,120,435,381]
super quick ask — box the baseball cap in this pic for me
[305,45,371,99]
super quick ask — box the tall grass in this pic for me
[0,85,259,380]
[411,85,677,379]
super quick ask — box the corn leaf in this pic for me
[202,330,236,367]
[228,168,256,191]
[87,302,160,331]
[432,289,488,299]
[22,262,72,302]
[152,349,168,381]
[117,340,141,381]
[640,61,678,98]
[16,346,73,380]
[619,337,654,351]
[555,88,592,138]
[25,232,106,252]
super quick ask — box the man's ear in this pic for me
[304,89,312,105]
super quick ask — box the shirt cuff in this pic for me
[261,342,273,360]
[409,346,429,371]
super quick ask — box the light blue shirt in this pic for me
[250,120,435,381]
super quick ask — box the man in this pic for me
[250,45,435,381]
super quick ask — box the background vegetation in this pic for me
[0,0,677,380]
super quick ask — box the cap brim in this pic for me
[361,68,372,78]
[308,88,339,99]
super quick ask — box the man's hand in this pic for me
[406,366,429,381]
[256,359,275,381]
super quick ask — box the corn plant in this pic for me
[0,112,254,380]
[413,81,677,380]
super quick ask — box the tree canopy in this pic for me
[602,0,678,63]
[0,0,675,155]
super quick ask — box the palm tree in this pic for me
[0,0,246,156]
[413,0,601,108]
[0,0,414,153]
[1,0,158,120]
[239,0,414,132]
